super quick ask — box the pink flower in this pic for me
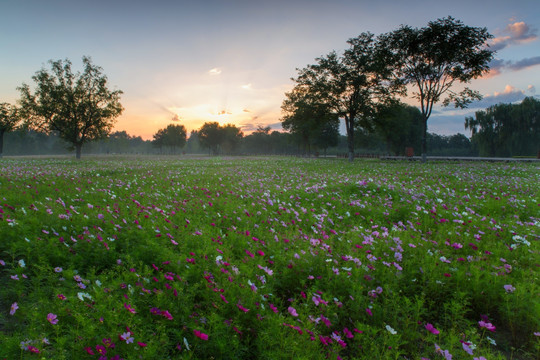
[366,308,373,316]
[57,294,66,300]
[478,320,496,332]
[120,331,134,344]
[237,304,250,312]
[124,303,136,314]
[194,329,209,340]
[161,310,173,320]
[47,313,58,324]
[137,341,147,347]
[425,323,440,335]
[27,346,40,353]
[288,306,298,317]
[269,303,278,313]
[10,302,18,315]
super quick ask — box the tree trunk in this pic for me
[75,143,82,160]
[345,116,355,162]
[421,117,427,163]
[0,130,4,158]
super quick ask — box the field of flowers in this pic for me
[0,156,538,359]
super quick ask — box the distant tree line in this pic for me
[2,123,476,157]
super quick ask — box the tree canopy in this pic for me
[152,124,187,154]
[18,56,123,159]
[287,32,400,161]
[0,103,20,158]
[381,16,494,161]
[198,122,244,155]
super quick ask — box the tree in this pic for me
[198,122,222,155]
[465,97,540,157]
[290,33,400,161]
[374,102,423,155]
[314,120,339,156]
[159,124,187,154]
[281,85,337,155]
[152,128,167,153]
[185,130,201,153]
[18,56,123,159]
[0,103,19,158]
[220,124,243,154]
[381,17,494,162]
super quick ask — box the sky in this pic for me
[1,0,539,140]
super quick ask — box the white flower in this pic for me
[18,259,26,268]
[385,325,397,335]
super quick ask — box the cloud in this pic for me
[528,85,536,94]
[171,114,181,122]
[507,56,540,71]
[487,56,540,77]
[209,68,222,75]
[490,21,537,51]
[471,85,526,108]
[241,83,252,90]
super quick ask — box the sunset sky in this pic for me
[1,0,539,140]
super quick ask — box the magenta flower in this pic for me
[10,302,18,315]
[47,313,58,325]
[425,323,440,335]
[137,341,147,347]
[124,303,136,313]
[237,304,250,312]
[57,294,66,300]
[288,306,298,317]
[162,310,173,320]
[269,303,278,313]
[478,321,496,332]
[194,329,209,340]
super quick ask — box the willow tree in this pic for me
[381,17,494,162]
[18,56,123,159]
[0,103,19,158]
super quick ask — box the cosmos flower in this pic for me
[10,302,18,315]
[47,313,58,325]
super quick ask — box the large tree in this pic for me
[281,85,337,155]
[381,17,494,162]
[198,122,222,155]
[152,124,187,154]
[18,56,123,159]
[0,103,19,158]
[290,33,400,161]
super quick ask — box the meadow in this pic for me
[0,156,538,360]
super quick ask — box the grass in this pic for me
[0,156,539,359]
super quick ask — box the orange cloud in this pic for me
[490,21,537,51]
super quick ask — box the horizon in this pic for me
[1,0,539,140]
